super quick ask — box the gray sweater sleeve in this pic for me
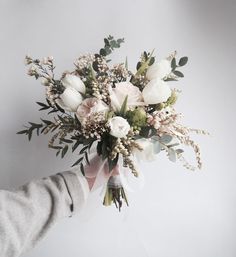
[0,169,90,257]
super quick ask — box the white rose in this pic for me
[133,138,157,161]
[109,81,144,111]
[108,116,130,138]
[76,97,109,123]
[57,87,83,112]
[142,79,171,105]
[61,74,85,94]
[146,59,171,80]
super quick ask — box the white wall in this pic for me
[0,0,236,256]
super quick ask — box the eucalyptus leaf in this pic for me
[168,148,177,162]
[173,70,184,77]
[171,58,176,69]
[153,141,161,154]
[159,135,173,144]
[178,56,188,66]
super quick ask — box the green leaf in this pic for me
[104,38,110,46]
[48,109,58,114]
[164,77,178,82]
[136,62,142,71]
[149,57,155,66]
[80,163,85,176]
[97,141,103,155]
[173,70,184,77]
[85,151,90,165]
[49,145,63,150]
[119,95,128,116]
[71,157,83,167]
[36,102,50,111]
[168,148,177,162]
[100,48,106,56]
[57,115,65,123]
[17,130,28,135]
[72,141,80,152]
[60,138,73,144]
[61,145,69,158]
[41,119,53,125]
[125,57,128,70]
[178,56,188,66]
[144,51,148,61]
[28,128,33,141]
[79,145,88,154]
[160,135,173,144]
[36,128,40,136]
[171,58,176,69]
[29,122,42,128]
[152,141,161,154]
[176,149,184,154]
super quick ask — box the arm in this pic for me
[0,169,89,257]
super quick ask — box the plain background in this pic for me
[0,0,236,256]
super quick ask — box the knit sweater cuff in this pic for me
[57,169,90,215]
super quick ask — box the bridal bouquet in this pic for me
[18,36,207,210]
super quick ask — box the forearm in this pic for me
[0,169,89,257]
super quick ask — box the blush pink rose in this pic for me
[76,97,109,123]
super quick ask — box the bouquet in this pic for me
[18,36,207,210]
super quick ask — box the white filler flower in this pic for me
[142,79,171,105]
[108,116,130,138]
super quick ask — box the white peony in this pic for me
[108,116,130,138]
[57,87,83,112]
[109,81,144,111]
[61,74,86,94]
[76,97,109,123]
[133,138,157,161]
[142,79,171,105]
[146,59,171,80]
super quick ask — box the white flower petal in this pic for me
[146,59,172,80]
[108,116,130,138]
[142,79,171,105]
[58,87,83,112]
[61,74,86,94]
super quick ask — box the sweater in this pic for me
[0,169,90,257]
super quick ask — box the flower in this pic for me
[57,87,83,112]
[142,79,171,105]
[61,74,85,94]
[109,81,144,111]
[132,138,157,161]
[146,59,171,80]
[108,116,130,138]
[76,97,109,123]
[126,107,147,127]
